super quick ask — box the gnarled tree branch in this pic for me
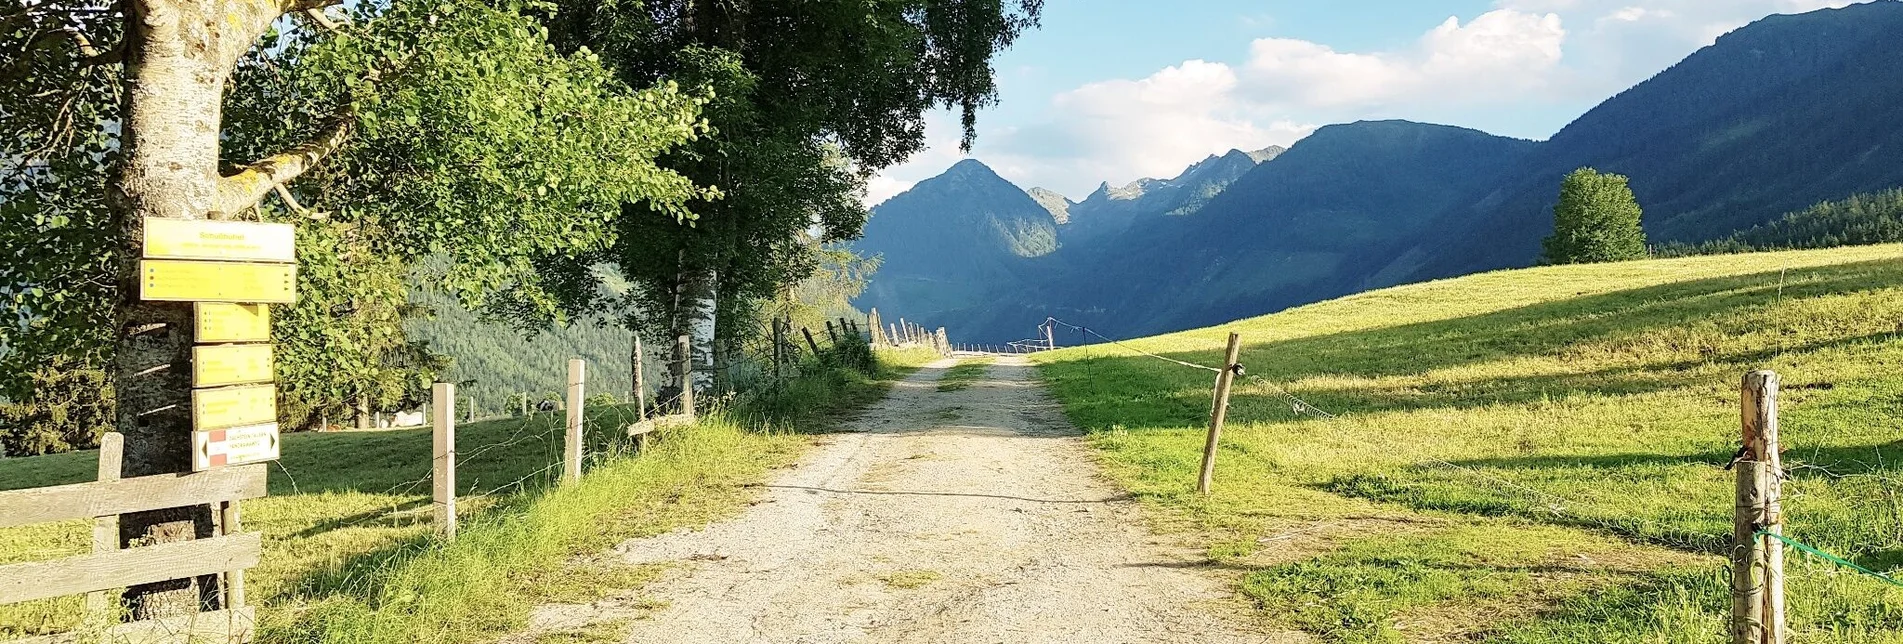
[215,113,351,216]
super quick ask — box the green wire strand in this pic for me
[1756,530,1903,589]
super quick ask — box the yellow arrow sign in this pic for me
[141,260,296,303]
[193,344,273,388]
[195,303,272,343]
[192,384,276,431]
[193,423,281,471]
[144,219,296,263]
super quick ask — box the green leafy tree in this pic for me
[537,0,1041,404]
[1542,167,1649,264]
[1,0,708,616]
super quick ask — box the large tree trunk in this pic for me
[110,0,301,619]
[681,265,718,395]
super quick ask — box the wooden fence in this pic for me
[0,434,261,643]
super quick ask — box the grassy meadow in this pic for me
[0,348,930,643]
[1033,244,1903,642]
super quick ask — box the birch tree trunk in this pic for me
[681,266,718,395]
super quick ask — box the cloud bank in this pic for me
[865,0,1867,206]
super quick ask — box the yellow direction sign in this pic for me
[195,303,272,343]
[193,423,281,471]
[192,344,274,388]
[144,219,296,263]
[192,384,276,431]
[141,260,296,303]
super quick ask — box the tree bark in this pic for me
[681,265,718,395]
[109,0,333,619]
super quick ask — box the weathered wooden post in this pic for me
[432,382,457,540]
[633,336,648,420]
[869,308,885,346]
[804,327,822,356]
[676,334,695,419]
[565,359,585,485]
[772,319,786,386]
[1197,333,1243,495]
[826,320,839,344]
[85,433,124,620]
[1733,370,1784,644]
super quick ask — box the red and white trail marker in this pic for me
[193,423,281,471]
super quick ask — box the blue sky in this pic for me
[866,0,1864,204]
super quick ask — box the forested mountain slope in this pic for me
[853,159,1063,327]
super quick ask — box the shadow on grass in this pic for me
[1050,258,1903,432]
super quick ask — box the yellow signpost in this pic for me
[142,218,294,471]
[141,260,296,303]
[191,382,277,432]
[143,219,296,263]
[195,303,272,343]
[193,423,281,470]
[192,344,274,388]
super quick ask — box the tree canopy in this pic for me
[1541,167,1649,265]
[0,0,713,451]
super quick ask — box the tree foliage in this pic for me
[1,0,712,450]
[537,0,1042,345]
[1541,167,1649,265]
[1661,188,1903,256]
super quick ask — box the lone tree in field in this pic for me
[1542,167,1649,264]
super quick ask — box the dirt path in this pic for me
[530,357,1287,643]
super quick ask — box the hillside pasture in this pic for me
[1034,244,1903,642]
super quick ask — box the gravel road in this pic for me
[528,356,1288,644]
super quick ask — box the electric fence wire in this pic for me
[1043,317,1222,372]
[1039,315,1745,549]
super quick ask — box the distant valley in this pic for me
[853,2,1903,344]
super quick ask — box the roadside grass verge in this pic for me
[0,351,920,642]
[1033,244,1903,642]
[936,357,995,392]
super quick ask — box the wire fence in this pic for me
[1036,314,1903,593]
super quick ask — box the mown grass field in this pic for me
[1033,244,1903,643]
[0,347,932,642]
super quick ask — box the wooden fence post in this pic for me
[1734,371,1783,644]
[633,336,647,420]
[772,319,785,386]
[565,359,585,485]
[1197,332,1243,495]
[432,382,457,540]
[676,334,694,419]
[826,320,839,344]
[803,326,822,356]
[86,433,123,620]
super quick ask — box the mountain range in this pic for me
[852,2,1903,344]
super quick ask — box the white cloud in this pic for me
[1239,10,1565,109]
[867,0,1878,205]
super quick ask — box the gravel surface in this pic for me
[525,357,1293,644]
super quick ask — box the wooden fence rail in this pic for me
[0,433,262,642]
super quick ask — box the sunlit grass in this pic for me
[1035,244,1903,642]
[0,351,922,642]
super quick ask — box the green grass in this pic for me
[936,357,995,392]
[0,352,921,642]
[1032,244,1903,642]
